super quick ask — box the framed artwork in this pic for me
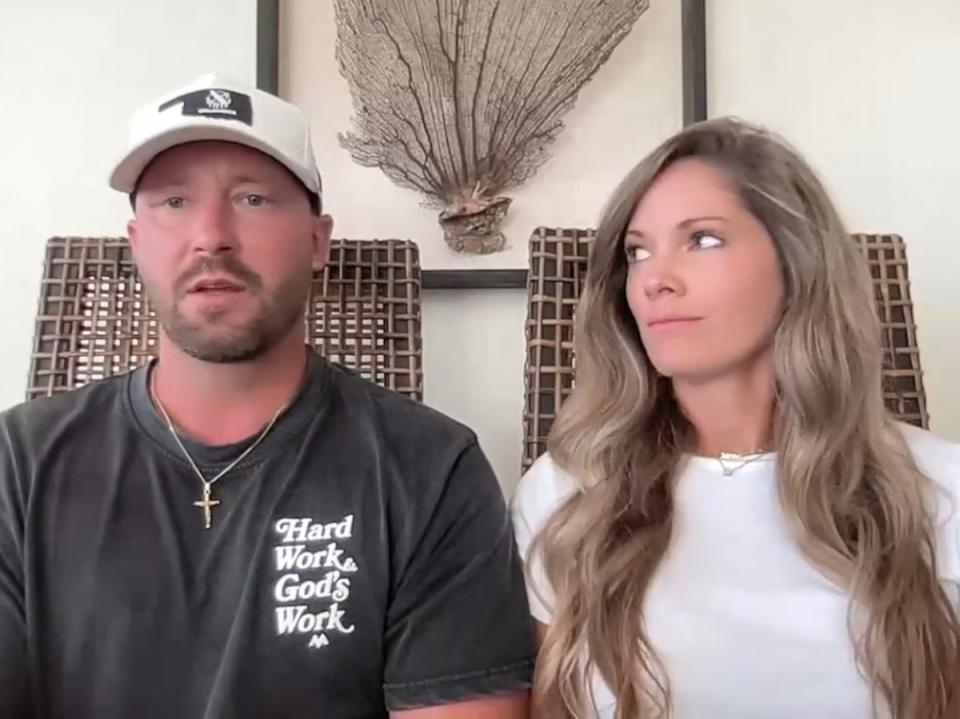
[257,0,706,289]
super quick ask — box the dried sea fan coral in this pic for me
[335,0,648,253]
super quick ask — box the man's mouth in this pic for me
[187,276,246,294]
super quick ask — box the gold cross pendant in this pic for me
[194,484,221,530]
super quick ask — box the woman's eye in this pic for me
[244,194,267,207]
[625,245,651,263]
[165,197,185,209]
[693,232,724,249]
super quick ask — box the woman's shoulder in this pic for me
[512,452,581,532]
[511,453,582,623]
[899,423,960,588]
[899,422,960,490]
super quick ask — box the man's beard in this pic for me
[163,299,303,363]
[146,256,309,363]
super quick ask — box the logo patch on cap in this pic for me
[158,88,253,125]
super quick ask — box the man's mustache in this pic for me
[175,256,263,296]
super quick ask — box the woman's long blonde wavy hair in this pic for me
[533,117,959,718]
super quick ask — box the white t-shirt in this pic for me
[511,423,960,718]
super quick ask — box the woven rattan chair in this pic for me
[522,228,928,471]
[28,236,423,401]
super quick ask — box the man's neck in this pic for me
[673,355,777,458]
[152,332,309,446]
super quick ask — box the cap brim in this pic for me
[108,124,320,196]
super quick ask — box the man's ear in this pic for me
[127,218,139,253]
[311,214,333,271]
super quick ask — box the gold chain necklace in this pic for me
[150,368,287,530]
[716,450,771,476]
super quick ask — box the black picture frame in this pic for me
[256,0,707,290]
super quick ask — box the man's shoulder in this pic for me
[319,362,497,518]
[0,375,129,446]
[323,361,477,454]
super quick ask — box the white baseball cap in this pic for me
[109,72,322,201]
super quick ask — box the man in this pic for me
[0,73,534,718]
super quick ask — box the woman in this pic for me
[512,117,960,718]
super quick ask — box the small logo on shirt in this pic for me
[272,515,358,650]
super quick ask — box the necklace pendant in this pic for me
[151,366,288,531]
[194,484,221,530]
[722,467,733,477]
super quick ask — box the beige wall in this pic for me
[708,0,960,442]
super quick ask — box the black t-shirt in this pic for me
[0,351,535,718]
